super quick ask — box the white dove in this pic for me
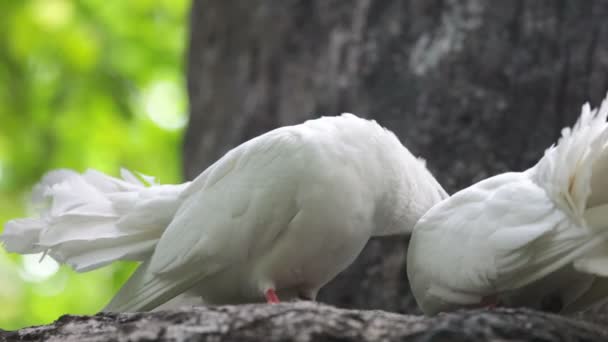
[407,95,608,315]
[2,113,447,312]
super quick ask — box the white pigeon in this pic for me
[1,113,447,312]
[407,95,608,316]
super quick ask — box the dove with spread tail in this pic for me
[2,114,447,312]
[407,95,608,315]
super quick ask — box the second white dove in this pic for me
[408,95,608,315]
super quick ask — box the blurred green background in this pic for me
[0,0,189,330]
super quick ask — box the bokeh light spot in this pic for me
[32,0,73,30]
[20,253,60,282]
[143,80,187,131]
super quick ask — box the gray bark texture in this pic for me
[3,303,608,342]
[5,0,608,341]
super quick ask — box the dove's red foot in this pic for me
[265,289,280,304]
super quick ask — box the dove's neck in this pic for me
[369,139,447,237]
[301,114,447,236]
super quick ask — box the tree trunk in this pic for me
[184,0,608,314]
[3,303,608,342]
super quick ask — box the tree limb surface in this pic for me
[3,303,607,342]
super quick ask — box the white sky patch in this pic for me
[143,80,187,131]
[19,253,60,282]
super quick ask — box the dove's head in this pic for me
[406,208,472,315]
[404,176,502,315]
[406,195,489,315]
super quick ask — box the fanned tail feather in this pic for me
[529,93,608,280]
[531,94,608,225]
[1,168,189,272]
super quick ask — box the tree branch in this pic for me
[3,303,608,342]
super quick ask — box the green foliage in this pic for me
[0,0,189,330]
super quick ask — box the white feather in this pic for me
[1,218,46,254]
[530,97,608,224]
[1,168,189,271]
[104,261,204,312]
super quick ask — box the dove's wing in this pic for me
[485,182,590,292]
[413,173,590,305]
[104,130,307,312]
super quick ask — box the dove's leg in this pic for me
[265,288,280,304]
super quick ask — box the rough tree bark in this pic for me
[185,0,608,314]
[3,303,608,342]
[4,0,608,341]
